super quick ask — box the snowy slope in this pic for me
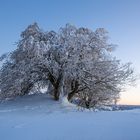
[0,94,140,140]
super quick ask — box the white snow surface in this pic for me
[0,94,140,140]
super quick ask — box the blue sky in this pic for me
[0,0,140,104]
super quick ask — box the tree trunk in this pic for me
[54,85,60,100]
[47,82,53,95]
[67,90,76,101]
[21,82,33,96]
[67,80,79,101]
[50,70,63,101]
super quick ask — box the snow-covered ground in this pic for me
[0,94,140,140]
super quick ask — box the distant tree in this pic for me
[0,23,136,108]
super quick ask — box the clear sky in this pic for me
[0,0,140,105]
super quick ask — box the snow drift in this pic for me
[0,94,140,140]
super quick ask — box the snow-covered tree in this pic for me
[0,23,47,99]
[0,23,136,108]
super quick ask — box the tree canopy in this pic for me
[0,23,136,108]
